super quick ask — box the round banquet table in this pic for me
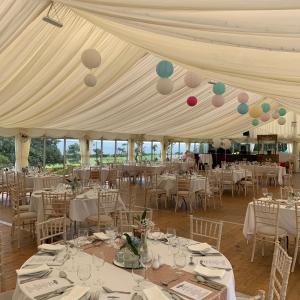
[69,189,126,222]
[73,168,110,185]
[157,175,209,196]
[25,175,64,191]
[13,237,236,300]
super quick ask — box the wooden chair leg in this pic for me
[291,237,299,272]
[251,237,257,262]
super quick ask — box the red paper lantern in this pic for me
[187,96,197,107]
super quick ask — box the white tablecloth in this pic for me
[199,154,213,168]
[213,169,247,184]
[25,176,63,191]
[70,190,126,222]
[13,238,236,300]
[157,175,208,196]
[243,200,297,238]
[254,166,286,185]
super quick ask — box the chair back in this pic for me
[10,187,20,215]
[36,217,66,246]
[118,209,153,233]
[253,199,280,239]
[295,203,300,239]
[89,167,101,182]
[280,186,292,200]
[189,215,223,250]
[268,242,292,300]
[42,192,68,220]
[119,181,136,210]
[98,190,119,215]
[5,171,16,191]
[107,168,119,188]
[0,231,2,291]
[221,170,233,182]
[43,176,61,189]
[176,176,191,192]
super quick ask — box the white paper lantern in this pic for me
[184,71,201,88]
[221,139,231,150]
[272,111,280,119]
[81,49,101,69]
[156,78,173,95]
[237,92,249,103]
[278,117,286,125]
[212,138,221,148]
[84,74,97,87]
[211,95,225,107]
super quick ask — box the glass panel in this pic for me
[143,141,151,161]
[116,140,128,162]
[172,142,180,160]
[29,138,44,167]
[180,143,187,158]
[152,141,161,161]
[45,138,64,172]
[102,140,115,163]
[0,137,15,168]
[66,139,81,167]
[91,140,102,166]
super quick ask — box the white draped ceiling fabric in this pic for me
[1,0,300,146]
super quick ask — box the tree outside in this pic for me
[66,143,81,163]
[0,137,15,167]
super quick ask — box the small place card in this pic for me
[171,281,212,300]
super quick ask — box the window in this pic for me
[116,140,128,162]
[102,140,115,163]
[91,140,102,166]
[172,142,180,160]
[152,141,161,161]
[142,141,151,160]
[66,139,81,166]
[180,142,187,157]
[0,137,15,168]
[190,142,200,153]
[29,138,45,167]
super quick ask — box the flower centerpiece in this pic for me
[65,175,80,193]
[115,209,154,268]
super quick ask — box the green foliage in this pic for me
[0,137,15,166]
[124,233,139,256]
[67,143,80,163]
[29,138,63,166]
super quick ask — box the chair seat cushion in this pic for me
[19,205,30,211]
[257,225,287,237]
[86,214,114,225]
[14,212,37,220]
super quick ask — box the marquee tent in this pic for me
[1,0,300,142]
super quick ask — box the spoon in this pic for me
[102,286,131,294]
[59,271,74,284]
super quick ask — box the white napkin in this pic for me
[93,232,110,240]
[143,286,169,300]
[60,286,90,300]
[16,264,50,276]
[148,232,164,240]
[187,243,211,253]
[38,243,65,252]
[194,265,225,279]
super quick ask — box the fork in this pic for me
[199,261,232,271]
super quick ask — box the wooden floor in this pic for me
[1,177,300,299]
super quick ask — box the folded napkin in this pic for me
[93,232,110,240]
[194,265,225,279]
[148,232,164,240]
[60,286,90,300]
[143,286,169,300]
[17,264,50,276]
[38,243,65,252]
[187,243,211,253]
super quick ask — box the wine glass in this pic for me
[78,228,89,247]
[105,225,117,247]
[166,227,176,243]
[77,264,91,286]
[92,250,105,272]
[131,268,144,291]
[262,187,268,198]
[140,249,153,280]
[168,238,179,268]
[174,251,186,274]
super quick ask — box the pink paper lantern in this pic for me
[211,95,225,107]
[260,113,270,122]
[187,96,197,107]
[184,71,201,88]
[237,92,249,103]
[272,111,280,119]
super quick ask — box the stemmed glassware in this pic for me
[140,248,153,281]
[168,238,179,268]
[262,187,268,198]
[131,268,144,291]
[174,251,186,274]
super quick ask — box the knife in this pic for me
[34,285,73,300]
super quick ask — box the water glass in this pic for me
[166,227,176,241]
[132,269,144,291]
[174,251,186,274]
[140,249,153,280]
[77,264,91,286]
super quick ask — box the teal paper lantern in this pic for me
[156,60,174,78]
[213,82,225,95]
[252,118,259,126]
[237,103,248,114]
[261,103,271,113]
[278,107,287,116]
